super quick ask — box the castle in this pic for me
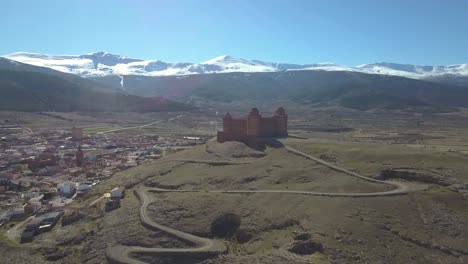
[217,107,288,147]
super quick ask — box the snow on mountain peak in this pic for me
[7,52,46,58]
[90,51,110,56]
[2,52,468,79]
[202,55,244,64]
[200,55,278,73]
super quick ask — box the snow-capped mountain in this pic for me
[3,52,468,80]
[356,62,468,79]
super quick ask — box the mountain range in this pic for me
[2,52,468,113]
[0,57,192,112]
[4,52,468,83]
[91,70,468,112]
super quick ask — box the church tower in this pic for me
[76,146,84,167]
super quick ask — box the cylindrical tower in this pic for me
[247,108,261,136]
[274,107,288,136]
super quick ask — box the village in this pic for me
[0,122,206,242]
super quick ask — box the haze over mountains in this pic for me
[4,52,468,82]
[2,51,468,113]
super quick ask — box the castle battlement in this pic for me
[217,107,288,147]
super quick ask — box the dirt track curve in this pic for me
[106,144,428,264]
[106,186,227,264]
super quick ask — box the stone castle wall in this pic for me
[217,107,288,147]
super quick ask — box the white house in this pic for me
[110,187,125,199]
[57,181,76,197]
[77,183,92,192]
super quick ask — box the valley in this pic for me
[1,106,468,263]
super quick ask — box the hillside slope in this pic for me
[12,139,468,264]
[92,71,468,112]
[0,58,193,112]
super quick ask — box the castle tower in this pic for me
[223,113,232,132]
[247,108,261,136]
[72,127,83,141]
[274,107,288,136]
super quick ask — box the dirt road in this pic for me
[106,143,428,263]
[106,186,227,264]
[98,115,184,134]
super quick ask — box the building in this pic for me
[20,230,35,243]
[24,217,44,233]
[77,183,92,192]
[28,152,59,170]
[0,177,9,185]
[21,211,64,243]
[23,201,41,215]
[71,127,83,141]
[217,107,288,147]
[38,211,64,232]
[61,210,84,226]
[9,207,27,220]
[110,187,125,199]
[57,181,76,197]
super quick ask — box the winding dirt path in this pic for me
[106,144,428,264]
[106,186,227,264]
[284,145,405,189]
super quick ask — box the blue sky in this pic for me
[1,0,467,65]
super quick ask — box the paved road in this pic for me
[106,144,428,264]
[98,115,184,135]
[106,186,227,264]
